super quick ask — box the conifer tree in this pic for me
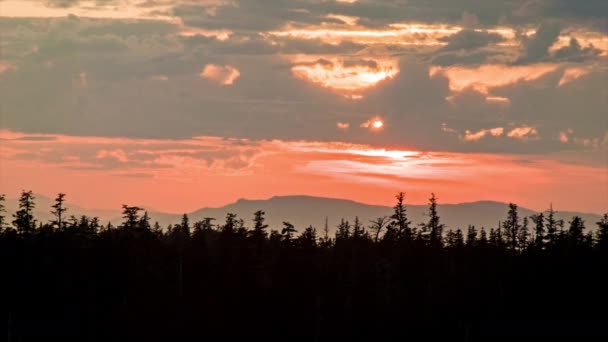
[504,203,521,253]
[567,216,585,246]
[139,211,152,231]
[180,214,190,236]
[390,192,412,242]
[336,218,351,241]
[425,193,444,247]
[281,221,297,244]
[51,193,68,230]
[221,213,238,234]
[121,205,142,230]
[466,225,478,248]
[530,213,545,250]
[12,190,36,235]
[0,194,6,230]
[251,210,269,241]
[596,214,608,252]
[479,227,488,247]
[545,205,558,246]
[352,216,365,239]
[298,225,317,248]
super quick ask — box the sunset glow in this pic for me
[1,129,605,213]
[290,56,399,94]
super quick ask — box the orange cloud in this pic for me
[200,64,241,85]
[558,67,591,86]
[507,126,539,140]
[290,56,398,95]
[268,23,461,46]
[430,64,558,94]
[337,122,350,129]
[463,127,504,141]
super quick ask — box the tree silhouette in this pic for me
[545,205,559,247]
[12,190,36,235]
[298,225,317,248]
[390,192,411,242]
[466,225,478,248]
[518,216,530,251]
[424,193,444,247]
[0,190,606,340]
[352,216,365,239]
[596,214,608,253]
[179,213,190,236]
[251,210,269,241]
[504,203,520,253]
[121,204,142,230]
[0,194,6,230]
[369,216,389,243]
[530,213,545,250]
[336,218,351,241]
[568,216,585,246]
[51,193,67,230]
[281,221,297,244]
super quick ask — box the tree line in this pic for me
[0,190,607,341]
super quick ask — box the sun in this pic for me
[372,120,384,129]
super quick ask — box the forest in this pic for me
[1,191,607,341]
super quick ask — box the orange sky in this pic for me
[1,130,605,214]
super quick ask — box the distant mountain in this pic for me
[181,196,603,235]
[4,194,602,234]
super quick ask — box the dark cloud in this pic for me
[439,29,504,51]
[515,23,561,64]
[552,38,602,62]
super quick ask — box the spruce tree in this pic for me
[503,203,521,253]
[596,214,608,252]
[51,193,68,230]
[390,192,412,242]
[530,213,545,250]
[466,225,478,248]
[0,194,6,230]
[12,190,36,235]
[121,205,142,230]
[425,193,444,247]
[251,210,269,240]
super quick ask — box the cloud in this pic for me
[290,56,399,94]
[516,23,562,64]
[551,38,602,62]
[337,122,350,129]
[463,127,504,141]
[438,29,504,51]
[430,64,559,94]
[199,64,240,85]
[507,126,539,140]
[558,66,591,86]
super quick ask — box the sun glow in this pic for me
[360,117,385,131]
[290,56,399,95]
[372,120,384,129]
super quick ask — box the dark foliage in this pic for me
[0,191,606,341]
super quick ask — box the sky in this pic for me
[0,0,606,214]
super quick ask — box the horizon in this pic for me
[3,191,604,217]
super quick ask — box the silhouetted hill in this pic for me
[183,195,602,234]
[5,194,602,233]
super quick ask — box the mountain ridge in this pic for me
[4,194,603,234]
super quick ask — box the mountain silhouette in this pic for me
[6,194,601,233]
